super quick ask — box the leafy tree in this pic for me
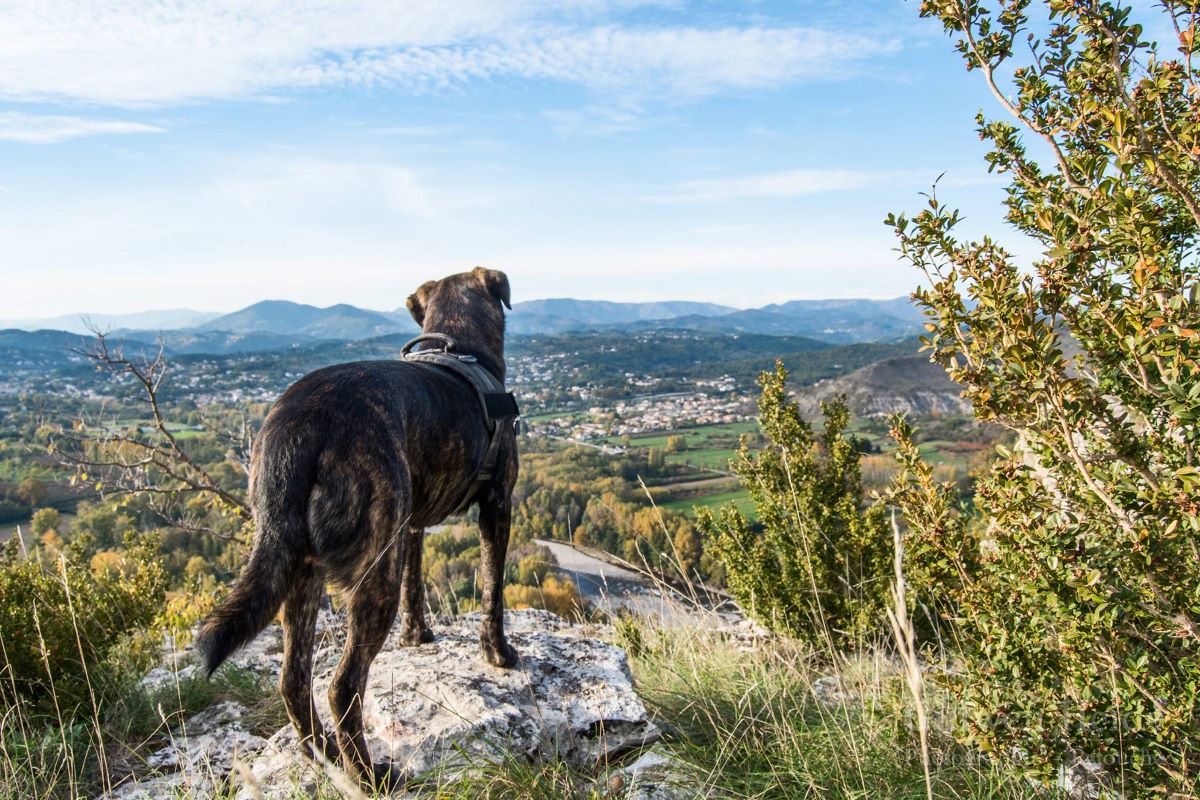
[700,362,890,646]
[29,507,61,538]
[665,435,688,454]
[15,477,45,507]
[888,1,1200,792]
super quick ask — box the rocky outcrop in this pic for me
[794,355,969,418]
[109,610,666,798]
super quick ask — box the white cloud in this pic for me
[0,111,164,143]
[643,168,897,203]
[0,2,899,106]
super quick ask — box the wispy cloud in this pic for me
[0,2,899,106]
[0,111,164,143]
[643,168,897,203]
[311,27,900,99]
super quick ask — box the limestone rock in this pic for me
[109,700,269,799]
[241,609,659,797]
[110,609,660,797]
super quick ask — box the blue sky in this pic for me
[0,0,1022,318]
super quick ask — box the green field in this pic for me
[666,448,738,471]
[605,420,758,451]
[606,422,763,516]
[661,488,757,519]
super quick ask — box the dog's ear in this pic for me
[406,280,436,326]
[473,267,511,310]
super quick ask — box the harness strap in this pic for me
[400,335,520,513]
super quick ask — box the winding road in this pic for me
[534,538,717,622]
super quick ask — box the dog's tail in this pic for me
[193,444,311,677]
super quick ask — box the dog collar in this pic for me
[400,334,520,513]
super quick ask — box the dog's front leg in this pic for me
[398,525,434,645]
[478,498,518,668]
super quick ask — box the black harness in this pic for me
[400,333,520,513]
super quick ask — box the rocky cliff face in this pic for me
[794,354,969,419]
[110,610,676,799]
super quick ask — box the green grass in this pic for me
[0,656,285,800]
[623,619,1033,799]
[666,448,738,471]
[661,488,756,519]
[610,422,759,512]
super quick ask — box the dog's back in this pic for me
[195,359,489,673]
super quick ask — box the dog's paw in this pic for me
[369,761,404,793]
[399,626,435,646]
[482,639,519,669]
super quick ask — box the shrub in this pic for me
[700,362,890,647]
[889,1,1200,792]
[0,533,166,716]
[504,575,585,620]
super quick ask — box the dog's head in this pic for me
[406,267,510,328]
[405,268,512,373]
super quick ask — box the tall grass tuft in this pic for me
[625,613,1030,799]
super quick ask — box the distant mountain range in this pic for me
[0,308,222,335]
[507,299,736,335]
[608,298,926,342]
[0,296,926,353]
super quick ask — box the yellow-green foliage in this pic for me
[889,2,1200,793]
[510,441,712,582]
[0,534,165,716]
[504,575,585,620]
[700,362,890,647]
[423,525,584,619]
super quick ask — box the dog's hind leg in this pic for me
[280,560,336,762]
[329,536,402,785]
[398,525,434,646]
[478,498,518,668]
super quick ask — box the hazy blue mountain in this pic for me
[604,297,925,343]
[117,328,335,354]
[505,298,737,335]
[0,328,99,353]
[198,300,415,340]
[0,308,221,334]
[6,296,924,349]
[0,328,164,368]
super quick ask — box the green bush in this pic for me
[889,1,1200,792]
[0,533,166,717]
[700,362,890,647]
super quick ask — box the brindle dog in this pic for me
[194,267,519,785]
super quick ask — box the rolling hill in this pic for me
[197,300,415,339]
